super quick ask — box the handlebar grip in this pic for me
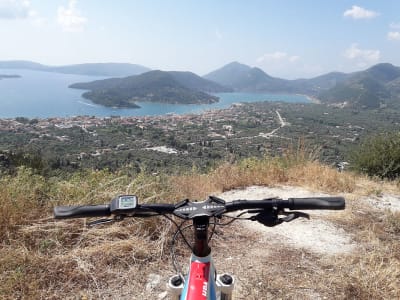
[288,197,345,210]
[54,205,111,219]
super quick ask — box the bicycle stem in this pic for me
[192,216,211,257]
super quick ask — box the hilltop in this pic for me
[204,61,296,92]
[70,70,231,108]
[0,155,399,299]
[0,97,399,298]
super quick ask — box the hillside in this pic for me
[70,70,225,107]
[1,157,399,299]
[204,61,253,88]
[204,62,354,95]
[167,71,233,93]
[319,63,400,108]
[291,71,351,94]
[0,60,150,76]
[204,61,295,92]
[206,62,400,108]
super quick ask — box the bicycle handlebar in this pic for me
[53,196,345,219]
[54,205,111,219]
[288,197,345,210]
[225,197,344,212]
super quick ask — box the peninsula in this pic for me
[70,70,231,108]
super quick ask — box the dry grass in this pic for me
[171,155,356,200]
[1,151,400,299]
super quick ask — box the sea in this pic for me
[0,69,310,119]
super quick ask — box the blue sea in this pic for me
[0,69,310,118]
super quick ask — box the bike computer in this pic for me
[110,195,138,213]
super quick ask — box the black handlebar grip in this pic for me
[54,205,111,219]
[288,197,345,210]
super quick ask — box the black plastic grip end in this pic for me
[288,197,345,210]
[54,205,111,219]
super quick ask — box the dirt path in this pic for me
[218,186,356,256]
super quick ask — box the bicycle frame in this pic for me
[167,216,235,300]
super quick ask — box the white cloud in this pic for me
[0,0,33,19]
[343,5,379,20]
[257,51,300,63]
[344,44,380,67]
[388,31,400,41]
[57,0,87,32]
[390,22,400,29]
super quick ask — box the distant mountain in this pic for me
[205,62,400,109]
[0,60,47,70]
[70,70,229,108]
[204,62,253,88]
[51,63,150,77]
[0,60,150,76]
[362,63,400,82]
[167,71,233,93]
[204,61,296,92]
[319,63,400,108]
[205,62,352,94]
[0,74,21,80]
[291,72,351,95]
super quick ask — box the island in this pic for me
[70,70,231,108]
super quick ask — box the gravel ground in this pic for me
[219,185,356,255]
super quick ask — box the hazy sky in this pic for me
[1,0,400,78]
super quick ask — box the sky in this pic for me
[0,0,400,79]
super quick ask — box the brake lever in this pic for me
[280,211,310,222]
[251,210,310,227]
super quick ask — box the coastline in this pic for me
[299,94,321,104]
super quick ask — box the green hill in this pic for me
[206,62,400,109]
[70,70,227,108]
[204,61,295,92]
[204,62,351,94]
[318,63,400,108]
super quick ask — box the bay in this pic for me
[0,69,310,118]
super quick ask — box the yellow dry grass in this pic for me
[1,153,399,299]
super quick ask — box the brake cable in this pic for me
[216,211,254,226]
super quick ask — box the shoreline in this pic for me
[296,94,321,104]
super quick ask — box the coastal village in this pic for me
[0,102,367,170]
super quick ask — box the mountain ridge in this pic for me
[205,61,400,108]
[2,59,400,109]
[0,60,150,77]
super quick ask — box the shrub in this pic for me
[350,132,400,179]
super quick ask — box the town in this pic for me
[1,101,398,175]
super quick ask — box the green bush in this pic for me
[350,132,400,179]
